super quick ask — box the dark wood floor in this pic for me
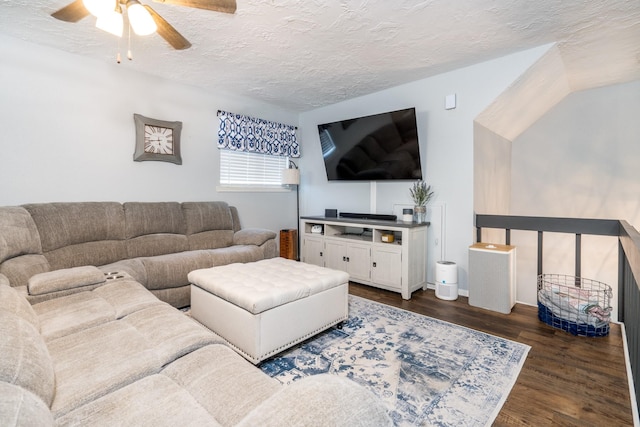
[348,283,635,426]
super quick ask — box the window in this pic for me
[219,150,288,190]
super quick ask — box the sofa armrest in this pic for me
[0,273,9,287]
[28,266,106,296]
[236,375,392,427]
[233,228,277,247]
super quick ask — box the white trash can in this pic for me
[435,261,458,301]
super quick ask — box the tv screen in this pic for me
[317,107,423,181]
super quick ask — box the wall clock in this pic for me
[133,114,183,165]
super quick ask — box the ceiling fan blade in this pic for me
[51,0,90,22]
[145,5,192,50]
[152,0,236,14]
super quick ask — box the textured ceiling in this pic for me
[1,0,639,111]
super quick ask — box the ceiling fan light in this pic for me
[127,1,157,36]
[83,0,117,17]
[96,9,123,37]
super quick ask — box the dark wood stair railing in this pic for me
[475,214,640,411]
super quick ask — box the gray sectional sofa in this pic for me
[0,201,393,426]
[0,272,391,426]
[0,201,278,307]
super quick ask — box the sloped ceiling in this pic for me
[476,44,571,142]
[1,1,639,111]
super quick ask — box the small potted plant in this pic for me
[409,181,433,223]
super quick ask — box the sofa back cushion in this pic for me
[182,202,234,250]
[0,282,39,330]
[0,207,42,264]
[124,202,188,258]
[23,203,127,271]
[0,207,50,287]
[0,310,55,407]
[230,206,242,233]
[0,255,50,289]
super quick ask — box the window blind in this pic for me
[219,150,287,187]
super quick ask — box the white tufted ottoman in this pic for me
[188,257,349,364]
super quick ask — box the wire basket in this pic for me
[537,274,612,337]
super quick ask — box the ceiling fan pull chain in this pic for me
[127,23,133,61]
[116,34,122,63]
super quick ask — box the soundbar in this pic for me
[339,212,397,221]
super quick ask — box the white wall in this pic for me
[298,45,550,291]
[0,35,299,233]
[473,122,512,217]
[510,80,640,317]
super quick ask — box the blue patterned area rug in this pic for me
[260,295,530,426]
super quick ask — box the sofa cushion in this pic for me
[0,282,39,329]
[122,304,222,367]
[236,375,393,427]
[207,245,265,266]
[124,202,186,238]
[23,203,125,251]
[123,202,189,258]
[93,279,163,318]
[55,375,221,427]
[44,240,127,271]
[47,321,162,418]
[28,266,106,296]
[233,228,277,246]
[0,311,55,407]
[161,344,280,426]
[0,254,50,288]
[140,251,213,290]
[0,382,54,427]
[183,202,235,250]
[188,230,234,251]
[23,203,127,269]
[182,202,233,235]
[0,206,42,264]
[126,234,189,259]
[230,206,242,233]
[33,280,163,341]
[33,292,116,341]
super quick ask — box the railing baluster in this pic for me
[575,233,582,286]
[618,240,625,323]
[537,231,543,277]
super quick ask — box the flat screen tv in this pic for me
[317,107,422,181]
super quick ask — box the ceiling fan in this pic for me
[51,0,236,50]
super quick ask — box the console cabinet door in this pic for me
[324,239,347,271]
[346,242,371,282]
[371,246,402,289]
[324,240,370,282]
[302,236,324,267]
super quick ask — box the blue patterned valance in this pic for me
[217,110,300,158]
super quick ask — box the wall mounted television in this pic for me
[317,107,423,181]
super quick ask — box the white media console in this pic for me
[300,216,428,299]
